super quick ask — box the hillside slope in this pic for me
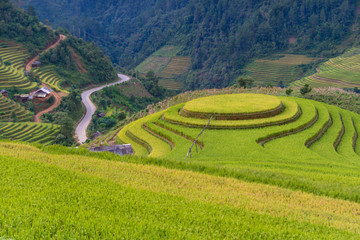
[292,47,360,88]
[0,141,359,238]
[20,0,357,89]
[118,93,360,203]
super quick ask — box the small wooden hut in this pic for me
[31,61,41,68]
[89,144,134,156]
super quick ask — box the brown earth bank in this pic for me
[68,46,87,74]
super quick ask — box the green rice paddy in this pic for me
[34,66,68,93]
[1,141,359,238]
[118,93,360,203]
[0,41,37,90]
[292,48,360,88]
[0,122,59,145]
[135,45,190,90]
[183,94,281,114]
[243,54,315,87]
[0,94,32,122]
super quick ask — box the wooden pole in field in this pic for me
[186,116,212,158]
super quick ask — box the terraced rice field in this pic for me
[1,141,360,238]
[157,57,190,90]
[136,46,189,90]
[0,94,32,122]
[0,122,59,145]
[158,78,184,90]
[292,48,360,88]
[135,45,182,74]
[34,66,68,93]
[0,41,37,90]
[118,93,360,203]
[244,54,315,87]
[158,57,191,78]
[0,41,29,70]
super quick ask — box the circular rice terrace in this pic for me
[180,94,284,120]
[117,93,360,202]
[118,93,360,167]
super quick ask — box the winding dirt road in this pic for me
[26,34,66,71]
[27,34,67,122]
[34,84,62,122]
[75,74,130,144]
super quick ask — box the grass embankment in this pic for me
[0,141,359,238]
[118,94,360,203]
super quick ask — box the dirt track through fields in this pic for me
[27,34,67,122]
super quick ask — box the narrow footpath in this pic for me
[75,74,130,144]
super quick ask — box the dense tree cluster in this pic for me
[40,36,117,87]
[0,0,57,54]
[41,89,82,145]
[139,71,166,99]
[67,37,117,84]
[88,84,156,136]
[21,0,357,90]
[93,85,155,114]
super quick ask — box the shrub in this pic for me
[237,77,254,88]
[46,95,55,105]
[286,88,293,96]
[300,84,312,95]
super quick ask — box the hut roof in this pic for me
[89,144,134,156]
[97,112,105,118]
[33,87,52,95]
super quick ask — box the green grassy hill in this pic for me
[292,48,360,88]
[0,140,360,238]
[242,54,316,87]
[118,93,360,204]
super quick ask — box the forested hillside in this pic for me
[0,0,57,55]
[19,0,357,89]
[0,0,119,146]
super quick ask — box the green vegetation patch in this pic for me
[135,46,189,90]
